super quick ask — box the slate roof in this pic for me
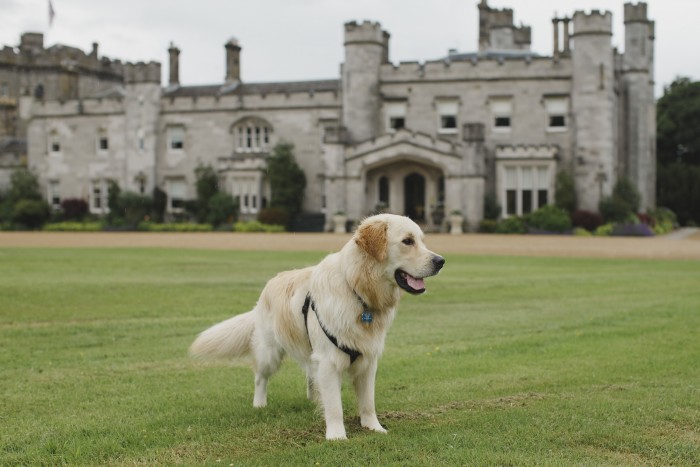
[162,79,339,98]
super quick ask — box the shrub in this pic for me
[60,198,89,221]
[152,187,167,223]
[555,171,577,213]
[257,207,289,227]
[8,169,42,203]
[573,227,592,237]
[118,192,153,226]
[527,205,572,233]
[13,199,50,229]
[496,216,527,234]
[571,210,604,232]
[207,192,237,227]
[43,222,102,232]
[594,223,614,236]
[483,194,501,220]
[599,196,632,223]
[233,221,285,233]
[478,219,499,233]
[613,177,641,213]
[611,223,655,237]
[649,207,677,235]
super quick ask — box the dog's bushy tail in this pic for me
[189,311,255,360]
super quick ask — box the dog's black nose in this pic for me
[432,255,445,271]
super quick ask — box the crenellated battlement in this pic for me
[572,9,613,36]
[380,55,571,83]
[344,20,385,45]
[624,2,649,23]
[124,62,161,84]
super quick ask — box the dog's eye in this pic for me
[402,237,414,246]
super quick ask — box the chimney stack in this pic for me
[225,38,241,83]
[168,42,180,86]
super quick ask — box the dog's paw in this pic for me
[361,418,387,434]
[325,427,347,440]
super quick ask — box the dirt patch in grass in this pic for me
[1,231,699,260]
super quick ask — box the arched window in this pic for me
[232,118,273,153]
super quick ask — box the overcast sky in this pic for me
[1,0,697,97]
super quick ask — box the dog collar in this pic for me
[353,291,375,324]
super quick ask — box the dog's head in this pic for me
[354,214,445,295]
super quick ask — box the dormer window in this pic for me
[233,118,273,153]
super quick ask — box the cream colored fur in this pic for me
[190,213,444,440]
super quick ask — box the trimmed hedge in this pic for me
[233,221,285,233]
[43,222,102,232]
[138,222,213,232]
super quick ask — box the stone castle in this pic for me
[0,1,655,230]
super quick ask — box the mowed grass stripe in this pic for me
[0,248,698,465]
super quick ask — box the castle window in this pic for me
[378,176,390,205]
[384,102,407,133]
[502,165,551,217]
[1,82,8,96]
[167,126,185,151]
[436,100,458,134]
[490,98,512,132]
[48,180,61,210]
[97,129,109,156]
[232,176,260,215]
[167,178,186,212]
[544,97,569,131]
[49,130,61,156]
[89,179,109,214]
[233,118,273,153]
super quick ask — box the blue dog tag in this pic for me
[361,312,373,323]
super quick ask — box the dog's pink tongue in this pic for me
[407,275,425,290]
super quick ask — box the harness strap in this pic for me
[303,294,362,364]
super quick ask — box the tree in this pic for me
[657,77,700,166]
[656,77,700,225]
[8,168,42,203]
[554,171,577,213]
[187,164,220,223]
[266,142,306,228]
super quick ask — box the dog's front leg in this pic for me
[316,359,346,440]
[352,358,387,434]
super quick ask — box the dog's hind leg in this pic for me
[352,358,387,434]
[251,330,284,408]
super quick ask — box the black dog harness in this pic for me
[302,294,362,364]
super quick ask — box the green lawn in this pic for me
[1,247,699,465]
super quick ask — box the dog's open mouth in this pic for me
[395,269,426,294]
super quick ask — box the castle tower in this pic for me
[478,0,530,52]
[225,38,241,83]
[622,2,655,210]
[341,21,387,143]
[571,10,616,211]
[124,62,162,195]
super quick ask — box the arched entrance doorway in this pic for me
[404,172,426,222]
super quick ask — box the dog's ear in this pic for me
[355,219,388,262]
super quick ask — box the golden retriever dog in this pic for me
[190,213,445,440]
